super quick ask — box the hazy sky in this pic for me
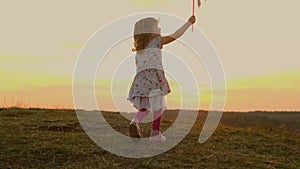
[1,0,299,111]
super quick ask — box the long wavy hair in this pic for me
[132,33,160,52]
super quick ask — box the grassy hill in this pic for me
[0,108,299,168]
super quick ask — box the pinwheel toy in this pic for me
[192,0,202,32]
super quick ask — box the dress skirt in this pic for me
[127,68,171,111]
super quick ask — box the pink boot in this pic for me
[150,130,166,142]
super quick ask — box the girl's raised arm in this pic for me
[161,16,196,46]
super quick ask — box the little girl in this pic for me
[127,16,196,141]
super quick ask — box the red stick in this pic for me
[192,0,195,32]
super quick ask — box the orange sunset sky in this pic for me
[1,0,300,112]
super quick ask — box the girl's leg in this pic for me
[129,108,149,139]
[131,108,150,124]
[150,108,166,141]
[152,108,163,131]
[149,95,165,131]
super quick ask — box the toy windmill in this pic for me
[192,0,202,31]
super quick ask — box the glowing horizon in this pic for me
[1,69,299,112]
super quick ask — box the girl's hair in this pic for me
[132,33,160,52]
[132,17,160,52]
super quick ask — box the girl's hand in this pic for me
[188,16,196,24]
[161,16,196,45]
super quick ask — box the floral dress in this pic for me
[127,37,171,111]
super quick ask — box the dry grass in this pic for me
[0,108,299,169]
